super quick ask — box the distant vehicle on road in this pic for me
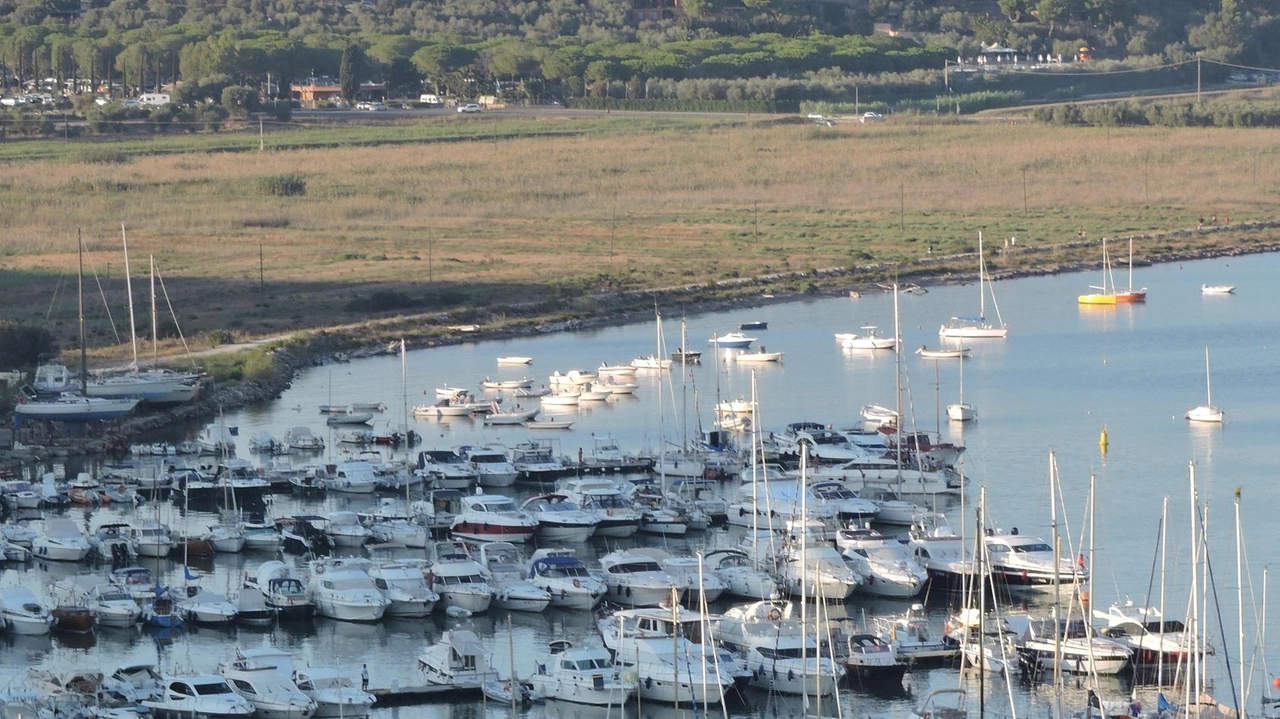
[860,112,885,123]
[457,103,482,113]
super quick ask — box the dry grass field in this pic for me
[2,113,1278,358]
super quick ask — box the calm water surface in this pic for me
[4,250,1278,719]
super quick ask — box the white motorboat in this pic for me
[985,531,1088,589]
[525,418,574,429]
[478,542,551,612]
[90,522,135,561]
[811,481,881,521]
[1005,614,1133,675]
[426,540,494,613]
[33,518,92,561]
[598,607,742,705]
[776,545,861,600]
[418,630,499,688]
[209,521,247,553]
[248,561,316,620]
[457,445,519,487]
[837,526,928,598]
[703,549,780,600]
[842,633,908,687]
[234,589,277,626]
[707,332,756,348]
[284,427,325,452]
[939,232,1008,339]
[597,363,637,377]
[729,347,783,362]
[368,559,439,617]
[599,379,638,395]
[1187,346,1224,423]
[907,514,984,592]
[717,600,845,695]
[837,326,897,350]
[598,549,682,608]
[306,558,388,622]
[197,423,237,454]
[873,603,957,664]
[510,440,571,482]
[519,494,600,542]
[176,588,239,625]
[482,406,539,425]
[53,576,142,627]
[555,478,641,538]
[221,666,316,719]
[323,511,371,548]
[291,668,375,719]
[549,369,597,386]
[416,449,479,490]
[320,461,379,494]
[496,356,533,365]
[526,548,607,610]
[540,389,581,406]
[326,411,373,426]
[858,487,928,525]
[1093,601,1200,669]
[450,493,539,543]
[653,552,727,603]
[1201,284,1235,294]
[860,403,900,426]
[0,586,54,635]
[631,355,672,370]
[528,641,633,706]
[142,674,257,719]
[127,520,175,558]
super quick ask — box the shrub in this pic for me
[207,329,234,347]
[258,173,307,197]
[76,147,132,164]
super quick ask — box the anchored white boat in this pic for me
[939,232,1008,339]
[528,641,633,706]
[418,630,499,688]
[526,548,607,610]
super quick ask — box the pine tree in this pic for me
[339,44,361,105]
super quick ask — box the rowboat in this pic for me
[916,346,970,360]
[524,418,573,430]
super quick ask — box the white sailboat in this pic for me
[947,352,977,422]
[16,233,140,422]
[940,231,1008,339]
[1186,346,1224,423]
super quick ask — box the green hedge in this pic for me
[566,98,788,113]
[1032,99,1280,127]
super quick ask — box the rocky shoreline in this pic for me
[5,220,1276,469]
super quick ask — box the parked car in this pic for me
[860,112,885,123]
[457,103,482,113]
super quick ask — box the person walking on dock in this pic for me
[361,664,369,691]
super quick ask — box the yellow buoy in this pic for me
[1099,425,1109,451]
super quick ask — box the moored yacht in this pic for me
[555,478,641,538]
[985,530,1088,589]
[369,558,439,617]
[306,558,388,622]
[417,630,498,689]
[837,526,928,598]
[477,542,551,612]
[598,549,682,608]
[528,641,634,706]
[519,494,600,542]
[526,548,607,610]
[249,561,316,619]
[598,606,744,705]
[716,599,845,695]
[457,445,519,487]
[450,493,539,543]
[291,668,375,718]
[142,674,256,719]
[426,540,493,613]
[703,549,781,600]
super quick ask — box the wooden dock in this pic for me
[369,684,481,706]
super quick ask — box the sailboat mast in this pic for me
[1128,238,1135,293]
[977,232,986,320]
[1236,488,1246,713]
[150,255,158,366]
[78,230,87,394]
[893,285,903,488]
[1050,451,1063,689]
[1159,495,1169,688]
[1205,347,1213,407]
[122,224,139,369]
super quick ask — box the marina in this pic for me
[1,249,1276,719]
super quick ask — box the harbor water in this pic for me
[3,249,1278,719]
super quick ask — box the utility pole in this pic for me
[427,228,433,283]
[259,116,264,152]
[259,244,264,288]
[1022,168,1028,216]
[1197,54,1202,105]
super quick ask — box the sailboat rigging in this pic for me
[940,231,1008,339]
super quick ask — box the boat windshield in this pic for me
[1012,542,1053,553]
[471,454,507,464]
[194,682,234,695]
[609,561,661,573]
[584,494,628,509]
[478,500,518,512]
